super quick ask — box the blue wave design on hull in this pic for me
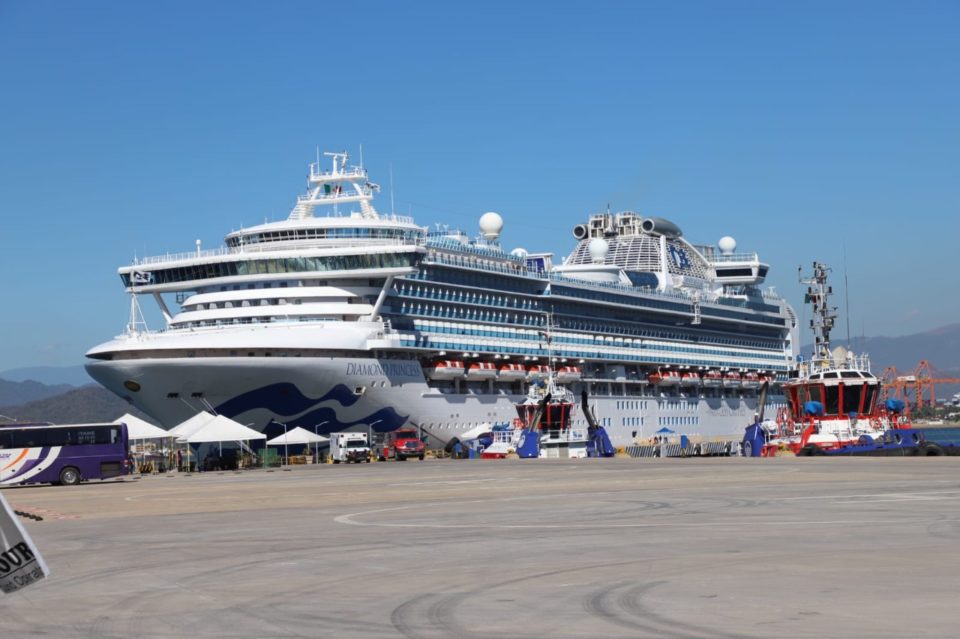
[214,383,408,434]
[215,383,362,417]
[294,405,409,434]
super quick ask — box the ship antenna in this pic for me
[359,143,364,170]
[390,163,396,215]
[843,244,851,348]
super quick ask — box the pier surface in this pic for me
[4,457,960,637]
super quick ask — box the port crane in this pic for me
[882,361,960,410]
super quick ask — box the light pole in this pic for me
[314,421,328,462]
[278,422,288,467]
[369,420,382,451]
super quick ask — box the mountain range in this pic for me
[0,386,149,425]
[806,323,960,387]
[0,365,93,387]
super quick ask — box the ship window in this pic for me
[167,392,179,399]
[842,384,862,415]
[823,386,840,415]
[864,384,878,413]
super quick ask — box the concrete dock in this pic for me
[3,457,960,637]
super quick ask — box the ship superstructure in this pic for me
[86,151,797,447]
[767,262,905,453]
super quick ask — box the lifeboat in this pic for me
[466,362,498,380]
[555,366,582,383]
[498,363,527,382]
[526,365,550,381]
[680,372,701,387]
[723,371,742,388]
[648,370,681,386]
[741,372,761,389]
[701,370,723,387]
[426,360,466,380]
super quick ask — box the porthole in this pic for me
[123,380,141,392]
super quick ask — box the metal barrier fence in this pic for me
[624,441,739,458]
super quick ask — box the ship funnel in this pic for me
[572,224,589,240]
[641,217,683,238]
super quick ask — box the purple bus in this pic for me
[0,422,130,486]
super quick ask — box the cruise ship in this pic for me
[86,151,798,448]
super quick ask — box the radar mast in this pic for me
[800,261,836,367]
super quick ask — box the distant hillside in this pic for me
[0,386,149,425]
[0,365,91,387]
[807,323,960,376]
[0,379,76,407]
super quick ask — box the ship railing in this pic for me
[492,430,518,445]
[424,246,769,307]
[131,237,422,266]
[297,190,373,205]
[308,163,368,181]
[800,354,873,375]
[708,252,760,263]
[426,237,521,261]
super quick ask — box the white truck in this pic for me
[330,432,371,464]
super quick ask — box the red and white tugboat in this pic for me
[764,262,909,456]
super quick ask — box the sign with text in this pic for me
[0,494,50,594]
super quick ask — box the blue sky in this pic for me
[1,1,957,371]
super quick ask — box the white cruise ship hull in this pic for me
[86,354,775,448]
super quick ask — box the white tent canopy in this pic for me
[266,427,329,446]
[177,415,266,444]
[168,411,216,439]
[114,413,170,440]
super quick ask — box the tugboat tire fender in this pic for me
[919,443,945,457]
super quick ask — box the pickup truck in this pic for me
[375,428,426,461]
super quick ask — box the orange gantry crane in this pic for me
[882,361,960,410]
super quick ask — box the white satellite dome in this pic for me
[511,247,528,259]
[718,236,737,255]
[479,211,504,241]
[588,238,609,263]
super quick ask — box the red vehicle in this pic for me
[377,428,425,461]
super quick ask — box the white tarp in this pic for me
[168,411,216,439]
[266,427,329,446]
[177,415,266,444]
[0,494,50,594]
[114,413,170,440]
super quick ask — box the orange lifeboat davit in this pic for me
[427,360,466,380]
[497,363,527,382]
[741,372,761,389]
[466,362,498,380]
[702,370,723,387]
[526,365,550,381]
[723,371,742,388]
[680,372,701,387]
[555,366,582,383]
[649,370,681,386]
